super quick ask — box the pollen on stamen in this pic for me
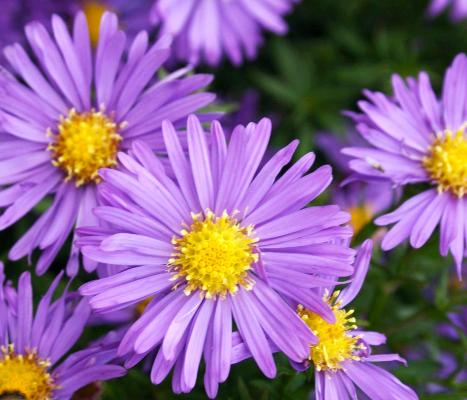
[0,344,58,400]
[168,210,258,299]
[422,125,467,198]
[298,291,363,372]
[47,108,123,187]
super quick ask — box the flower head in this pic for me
[293,241,418,400]
[343,53,467,276]
[0,262,125,399]
[78,115,356,397]
[428,0,467,21]
[0,11,214,276]
[149,0,300,66]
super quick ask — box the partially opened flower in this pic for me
[293,240,418,400]
[317,131,394,236]
[0,11,215,276]
[149,0,300,66]
[0,262,126,399]
[343,53,467,276]
[428,0,467,21]
[78,115,356,397]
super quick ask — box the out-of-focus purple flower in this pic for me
[77,0,155,45]
[317,131,395,235]
[149,0,300,66]
[428,0,467,22]
[0,262,125,399]
[78,116,356,397]
[0,12,215,276]
[343,53,467,277]
[296,241,418,400]
[0,1,72,62]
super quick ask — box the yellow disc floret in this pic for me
[348,205,373,236]
[298,291,362,371]
[422,126,467,197]
[169,210,258,298]
[48,109,123,186]
[83,1,108,47]
[0,344,57,400]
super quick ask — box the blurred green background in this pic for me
[1,0,466,399]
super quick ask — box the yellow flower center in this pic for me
[348,205,373,235]
[422,126,467,197]
[169,211,258,298]
[48,109,123,187]
[83,1,108,46]
[0,345,57,400]
[298,292,362,371]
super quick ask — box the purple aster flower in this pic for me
[0,11,215,276]
[317,131,395,236]
[0,262,125,399]
[149,0,300,66]
[343,53,467,276]
[76,0,155,46]
[78,115,356,397]
[292,240,418,400]
[428,0,467,21]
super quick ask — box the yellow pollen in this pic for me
[169,210,258,298]
[348,205,373,235]
[298,291,362,372]
[422,126,467,197]
[48,109,123,187]
[0,344,57,400]
[83,1,108,46]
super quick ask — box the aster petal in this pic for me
[182,299,215,390]
[15,272,33,353]
[26,21,82,108]
[55,365,126,399]
[244,165,332,226]
[409,192,445,248]
[100,233,173,256]
[51,15,89,110]
[188,115,214,209]
[231,288,276,378]
[339,239,373,307]
[0,171,60,229]
[442,53,467,130]
[343,361,418,400]
[49,299,91,363]
[210,298,232,383]
[238,140,298,212]
[267,152,316,197]
[162,120,200,210]
[4,43,67,113]
[162,295,204,361]
[88,273,171,310]
[366,354,407,365]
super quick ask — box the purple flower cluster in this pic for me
[0,1,460,399]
